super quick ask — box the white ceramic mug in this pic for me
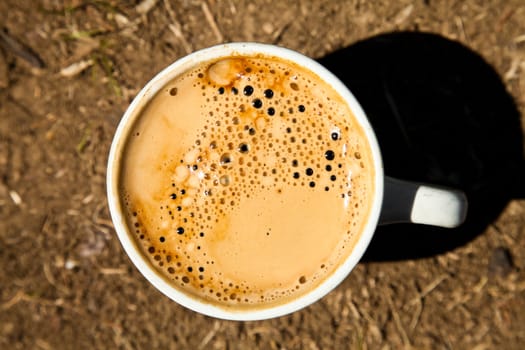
[107,43,467,321]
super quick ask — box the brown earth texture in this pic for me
[1,1,525,349]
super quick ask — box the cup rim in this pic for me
[107,42,384,321]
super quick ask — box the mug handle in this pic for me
[379,176,468,228]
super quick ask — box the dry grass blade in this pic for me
[407,275,448,307]
[43,263,57,288]
[35,339,52,350]
[201,1,224,43]
[393,4,414,25]
[408,297,423,331]
[95,218,114,230]
[271,21,292,44]
[2,290,72,310]
[247,325,279,337]
[504,58,521,81]
[168,25,192,54]
[99,267,127,275]
[164,0,192,54]
[455,16,469,43]
[1,290,26,310]
[110,323,134,350]
[198,320,221,350]
[514,34,525,43]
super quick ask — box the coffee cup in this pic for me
[107,43,467,320]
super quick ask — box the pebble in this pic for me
[488,247,514,278]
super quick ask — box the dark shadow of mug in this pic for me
[317,32,525,261]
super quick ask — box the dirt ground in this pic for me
[1,0,525,349]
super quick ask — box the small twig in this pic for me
[162,1,177,24]
[407,275,447,307]
[393,4,414,26]
[455,16,469,44]
[35,339,52,350]
[43,262,70,294]
[446,292,471,311]
[348,299,375,323]
[0,28,45,68]
[43,262,57,288]
[94,53,122,97]
[1,290,26,310]
[95,218,114,230]
[110,323,134,350]
[408,297,423,331]
[2,290,71,310]
[272,21,292,44]
[100,267,127,275]
[168,25,192,55]
[76,125,92,153]
[496,7,515,33]
[198,320,221,350]
[247,326,279,337]
[473,276,488,293]
[82,194,94,204]
[347,299,361,319]
[60,59,94,78]
[514,34,525,43]
[504,58,521,81]
[201,1,224,43]
[164,0,192,54]
[386,292,411,349]
[92,201,112,230]
[229,1,237,15]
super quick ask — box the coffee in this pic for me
[120,55,375,309]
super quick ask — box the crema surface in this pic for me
[120,55,374,309]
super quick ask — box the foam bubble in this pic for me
[219,175,230,186]
[220,153,232,166]
[208,59,244,86]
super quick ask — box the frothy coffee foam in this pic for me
[120,55,374,309]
